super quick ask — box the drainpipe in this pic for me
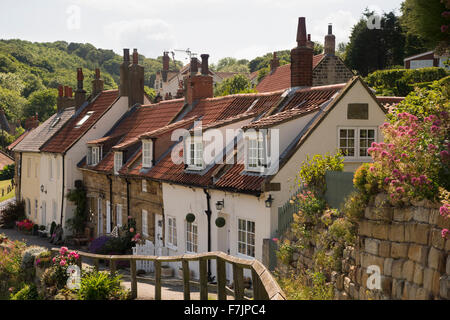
[107,175,113,231]
[18,152,22,201]
[203,188,213,282]
[59,154,65,226]
[125,177,131,220]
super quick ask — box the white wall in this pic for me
[162,183,270,281]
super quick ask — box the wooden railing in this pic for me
[50,248,285,300]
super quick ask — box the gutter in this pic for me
[18,152,22,201]
[203,188,213,282]
[107,175,113,230]
[60,154,65,226]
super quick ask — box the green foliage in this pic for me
[353,163,380,197]
[214,74,256,96]
[277,270,334,300]
[0,164,15,180]
[211,57,249,73]
[23,88,57,122]
[365,67,449,96]
[144,86,156,102]
[400,0,449,50]
[387,77,450,120]
[10,283,39,300]
[276,240,296,265]
[20,246,48,271]
[0,237,26,299]
[66,182,87,235]
[296,152,344,195]
[0,87,27,121]
[77,270,130,300]
[248,50,291,73]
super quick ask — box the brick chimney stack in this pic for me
[324,23,335,55]
[75,68,86,111]
[128,48,144,107]
[92,68,104,96]
[270,52,280,72]
[307,34,314,49]
[184,54,213,105]
[119,49,130,97]
[162,51,170,82]
[57,85,64,112]
[290,17,313,87]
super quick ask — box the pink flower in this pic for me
[272,238,279,243]
[60,260,66,266]
[60,247,68,255]
[441,25,448,33]
[441,229,449,239]
[129,228,134,233]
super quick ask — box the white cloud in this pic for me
[104,19,176,58]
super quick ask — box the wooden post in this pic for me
[233,264,244,300]
[94,258,99,271]
[130,259,137,299]
[77,255,82,269]
[155,260,161,300]
[110,259,116,275]
[182,260,190,300]
[251,269,262,300]
[216,257,226,300]
[199,259,208,300]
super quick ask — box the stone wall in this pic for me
[280,193,449,300]
[312,55,354,87]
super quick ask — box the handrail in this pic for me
[50,248,285,300]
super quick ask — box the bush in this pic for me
[0,238,26,299]
[0,200,25,228]
[20,246,48,271]
[77,270,130,300]
[277,270,334,300]
[341,192,368,223]
[10,283,39,300]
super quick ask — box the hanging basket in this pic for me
[215,217,226,228]
[186,213,196,223]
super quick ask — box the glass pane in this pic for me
[348,139,354,147]
[368,130,375,138]
[348,130,354,138]
[340,129,347,138]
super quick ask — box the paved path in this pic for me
[0,227,233,300]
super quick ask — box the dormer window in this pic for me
[245,132,267,173]
[114,151,123,174]
[88,146,101,166]
[142,140,153,168]
[186,137,204,170]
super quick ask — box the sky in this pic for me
[0,0,404,64]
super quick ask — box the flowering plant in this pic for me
[16,219,34,232]
[51,247,79,288]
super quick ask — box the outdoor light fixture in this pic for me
[215,199,224,211]
[265,194,273,208]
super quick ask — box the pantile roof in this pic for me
[41,90,119,153]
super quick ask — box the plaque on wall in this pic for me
[347,103,368,119]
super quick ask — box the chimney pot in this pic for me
[68,87,73,97]
[95,68,100,79]
[132,49,139,64]
[190,57,198,75]
[296,17,307,46]
[328,23,332,35]
[120,49,131,97]
[123,49,130,62]
[200,54,209,75]
[270,52,280,72]
[324,23,336,55]
[58,85,63,97]
[64,86,70,97]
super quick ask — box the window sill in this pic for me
[167,244,178,251]
[236,252,256,260]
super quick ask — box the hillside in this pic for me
[0,39,182,127]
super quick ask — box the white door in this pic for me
[41,201,46,226]
[106,201,111,234]
[98,198,103,236]
[155,214,164,254]
[217,214,231,282]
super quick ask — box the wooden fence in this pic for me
[51,248,285,300]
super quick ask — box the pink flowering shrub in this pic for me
[51,247,79,288]
[15,219,34,232]
[366,110,449,204]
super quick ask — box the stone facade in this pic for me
[312,55,354,87]
[281,193,449,300]
[82,169,163,243]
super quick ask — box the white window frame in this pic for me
[87,146,92,165]
[167,216,177,249]
[142,209,148,237]
[142,140,153,168]
[34,199,38,219]
[338,127,377,161]
[91,146,101,166]
[116,204,122,227]
[237,218,256,258]
[27,198,31,216]
[75,111,94,128]
[106,200,111,234]
[245,132,267,173]
[142,180,147,192]
[49,157,53,181]
[185,221,198,253]
[52,200,57,222]
[185,137,204,170]
[114,151,123,175]
[97,198,103,236]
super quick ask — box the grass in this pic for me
[0,179,14,202]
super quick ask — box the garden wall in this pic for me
[282,193,449,300]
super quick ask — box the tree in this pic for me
[0,87,27,121]
[23,89,57,122]
[211,57,250,73]
[336,42,347,60]
[314,43,324,55]
[214,74,256,96]
[400,0,449,52]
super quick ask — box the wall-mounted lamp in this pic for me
[265,194,273,208]
[215,199,224,211]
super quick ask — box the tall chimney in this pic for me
[128,49,144,107]
[201,54,209,75]
[119,49,130,97]
[92,68,104,96]
[162,51,170,82]
[75,68,86,110]
[185,53,213,105]
[57,85,64,112]
[324,23,335,55]
[307,34,314,49]
[290,17,313,87]
[270,52,280,72]
[190,57,198,75]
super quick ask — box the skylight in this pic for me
[50,117,61,128]
[75,111,94,128]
